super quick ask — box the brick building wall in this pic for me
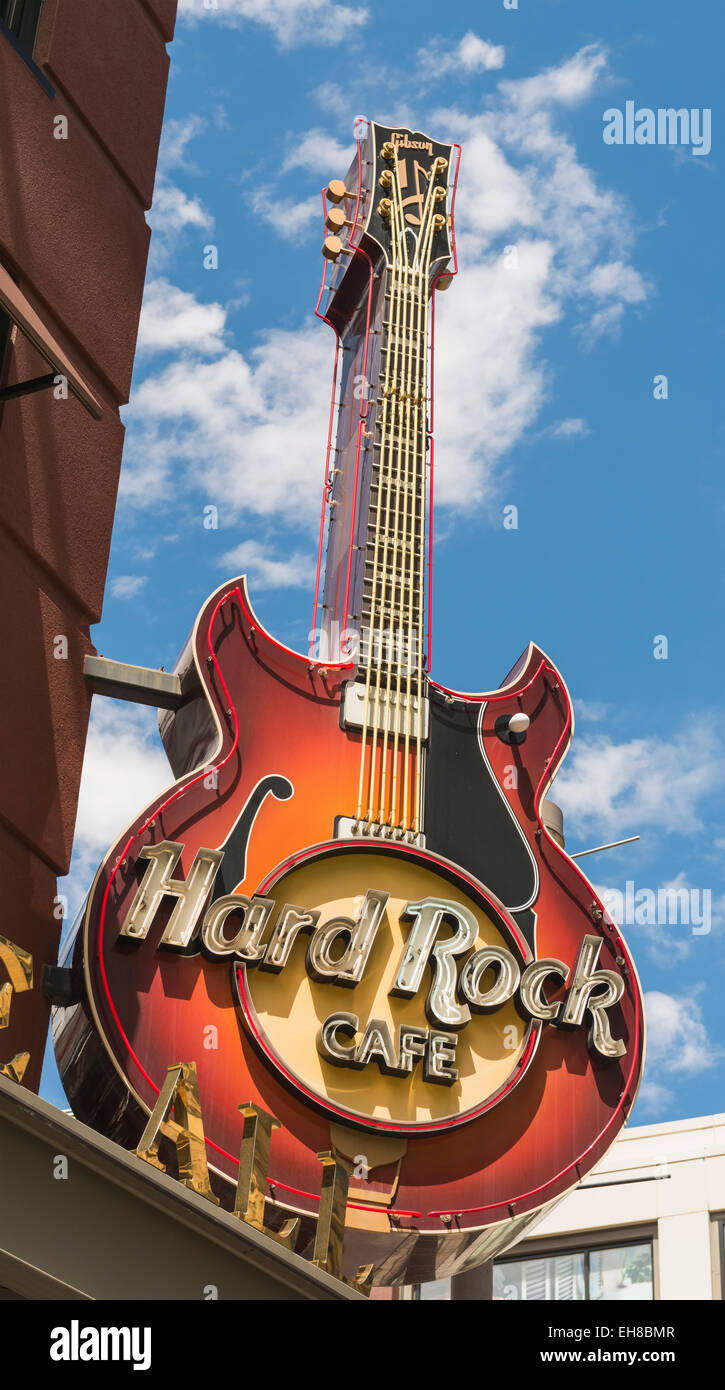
[0,0,178,1088]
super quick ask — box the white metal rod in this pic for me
[570,836,640,859]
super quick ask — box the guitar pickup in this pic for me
[341,681,430,740]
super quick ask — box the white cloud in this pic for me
[312,80,359,122]
[636,1079,674,1115]
[418,31,505,80]
[178,0,368,47]
[147,178,214,268]
[61,703,172,923]
[248,187,320,240]
[548,417,591,439]
[589,260,649,303]
[633,989,721,1120]
[553,723,721,839]
[432,243,559,508]
[497,43,607,113]
[125,45,651,523]
[157,114,207,175]
[644,990,720,1075]
[121,321,332,525]
[110,575,147,599]
[573,699,611,722]
[220,539,316,589]
[424,45,650,504]
[137,278,227,357]
[579,302,625,345]
[282,128,354,174]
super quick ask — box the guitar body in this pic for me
[55,576,643,1283]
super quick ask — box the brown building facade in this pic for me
[0,0,178,1089]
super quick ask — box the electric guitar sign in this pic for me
[54,121,644,1286]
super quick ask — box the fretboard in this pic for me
[358,273,430,685]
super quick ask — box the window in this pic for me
[412,1277,451,1301]
[494,1240,654,1302]
[0,0,43,56]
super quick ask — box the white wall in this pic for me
[516,1112,725,1300]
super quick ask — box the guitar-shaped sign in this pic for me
[54,121,644,1285]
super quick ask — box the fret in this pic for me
[357,623,425,652]
[373,422,428,442]
[366,514,424,535]
[362,576,423,601]
[363,564,423,588]
[364,545,421,567]
[364,550,422,570]
[369,479,424,500]
[378,337,427,355]
[362,602,421,622]
[369,455,425,477]
[383,287,426,302]
[363,579,420,602]
[375,410,427,426]
[364,551,422,573]
[364,560,422,582]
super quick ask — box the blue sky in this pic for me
[42,0,725,1128]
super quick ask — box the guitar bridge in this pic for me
[334,815,426,848]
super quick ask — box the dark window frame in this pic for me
[1,0,43,52]
[717,1217,725,1299]
[0,1,54,98]
[0,309,13,396]
[494,1236,655,1302]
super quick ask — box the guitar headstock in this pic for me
[319,120,459,321]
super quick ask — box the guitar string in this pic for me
[376,156,413,829]
[384,253,414,831]
[413,164,445,835]
[377,151,432,832]
[353,182,400,827]
[396,167,439,833]
[404,175,438,832]
[361,160,406,827]
[367,151,409,826]
[356,150,444,834]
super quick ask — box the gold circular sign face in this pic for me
[234,843,538,1135]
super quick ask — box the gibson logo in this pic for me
[117,841,626,1070]
[391,130,434,155]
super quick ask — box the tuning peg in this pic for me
[435,274,454,291]
[326,179,353,204]
[326,207,353,234]
[322,235,353,262]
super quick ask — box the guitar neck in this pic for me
[320,262,431,683]
[314,120,457,688]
